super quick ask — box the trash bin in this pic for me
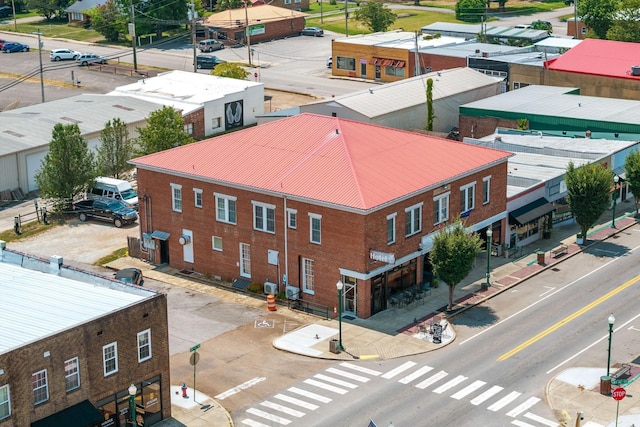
[600,375,611,395]
[537,250,545,265]
[329,339,341,354]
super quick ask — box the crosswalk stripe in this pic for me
[326,367,370,383]
[260,401,306,417]
[415,370,448,389]
[399,366,433,384]
[511,420,537,427]
[274,393,319,410]
[314,373,359,389]
[340,362,382,376]
[451,380,487,400]
[288,387,332,403]
[246,408,292,425]
[523,412,561,427]
[241,419,271,427]
[382,361,417,379]
[304,379,348,394]
[506,397,541,417]
[433,375,468,394]
[470,385,503,405]
[487,391,521,411]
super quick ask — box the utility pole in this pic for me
[245,0,252,65]
[129,2,138,71]
[33,30,44,103]
[344,0,348,37]
[573,0,578,39]
[191,1,197,72]
[10,0,16,31]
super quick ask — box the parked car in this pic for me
[198,39,224,52]
[300,27,323,37]
[0,39,5,49]
[72,198,138,228]
[0,6,12,18]
[50,48,81,61]
[2,42,29,53]
[196,55,226,69]
[76,53,107,66]
[114,268,144,286]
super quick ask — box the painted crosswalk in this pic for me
[239,361,559,426]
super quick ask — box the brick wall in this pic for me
[459,115,520,140]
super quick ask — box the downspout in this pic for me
[283,194,289,292]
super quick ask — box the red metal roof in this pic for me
[132,114,510,211]
[547,39,640,79]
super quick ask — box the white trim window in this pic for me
[302,258,315,294]
[287,209,297,229]
[483,176,491,204]
[433,193,450,225]
[64,357,80,392]
[103,342,118,376]
[32,369,48,405]
[212,236,223,251]
[387,213,397,244]
[215,193,237,224]
[171,183,182,212]
[404,202,423,236]
[0,384,9,420]
[194,188,203,208]
[253,201,275,233]
[460,182,476,213]
[309,213,322,244]
[138,329,152,362]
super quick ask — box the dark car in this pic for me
[73,198,138,228]
[2,42,29,53]
[0,6,12,18]
[196,55,226,69]
[300,27,324,37]
[114,268,144,286]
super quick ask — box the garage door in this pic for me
[26,151,47,192]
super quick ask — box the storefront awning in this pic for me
[614,167,626,181]
[370,57,404,67]
[151,230,171,240]
[509,198,555,226]
[32,400,103,427]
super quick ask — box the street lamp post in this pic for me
[607,314,615,377]
[336,280,344,350]
[484,227,493,288]
[128,383,137,426]
[611,175,619,228]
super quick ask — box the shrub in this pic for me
[247,282,263,293]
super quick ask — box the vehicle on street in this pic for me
[327,56,332,68]
[300,27,323,37]
[0,39,5,49]
[50,48,81,61]
[114,268,144,286]
[196,55,226,69]
[2,42,29,53]
[72,198,138,228]
[0,6,11,17]
[198,39,224,52]
[76,53,108,66]
[87,176,139,210]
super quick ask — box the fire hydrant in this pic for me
[181,383,188,398]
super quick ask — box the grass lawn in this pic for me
[0,20,102,41]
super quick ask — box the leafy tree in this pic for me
[455,0,485,23]
[624,151,640,214]
[353,1,397,33]
[565,161,613,240]
[136,106,193,156]
[211,62,250,79]
[35,124,95,209]
[430,218,482,311]
[578,0,616,39]
[135,0,190,37]
[606,0,640,42]
[97,118,134,179]
[27,0,71,20]
[215,0,242,11]
[425,78,434,131]
[87,0,127,42]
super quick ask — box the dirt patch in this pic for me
[264,88,320,111]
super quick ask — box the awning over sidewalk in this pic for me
[509,198,555,225]
[31,400,102,427]
[151,230,170,240]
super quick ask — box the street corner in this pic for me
[407,317,456,346]
[273,324,338,357]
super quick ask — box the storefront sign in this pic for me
[370,250,395,264]
[248,24,265,36]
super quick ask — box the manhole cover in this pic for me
[551,268,560,272]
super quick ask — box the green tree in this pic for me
[624,151,640,214]
[430,218,482,311]
[606,0,640,41]
[27,0,71,20]
[87,0,127,42]
[353,1,397,33]
[35,124,96,209]
[136,106,193,156]
[565,161,613,239]
[134,0,189,37]
[578,0,616,38]
[455,0,485,23]
[211,62,250,79]
[425,78,434,131]
[97,118,134,179]
[215,0,242,11]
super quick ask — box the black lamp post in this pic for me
[128,383,137,426]
[611,175,619,228]
[336,280,344,350]
[607,314,615,377]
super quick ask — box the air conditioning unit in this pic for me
[264,281,277,295]
[286,285,299,300]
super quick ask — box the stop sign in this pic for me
[612,387,626,401]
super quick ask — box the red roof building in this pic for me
[131,114,511,319]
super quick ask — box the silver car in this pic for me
[50,48,81,61]
[76,53,108,66]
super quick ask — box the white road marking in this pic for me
[433,375,468,394]
[274,394,319,410]
[506,397,540,417]
[539,286,555,297]
[399,366,434,384]
[415,370,448,389]
[524,412,560,427]
[241,419,270,427]
[260,401,305,417]
[303,379,348,394]
[246,408,291,425]
[314,373,358,389]
[339,362,382,376]
[511,420,537,427]
[288,387,332,403]
[451,380,487,400]
[487,391,521,411]
[215,377,266,400]
[629,326,640,332]
[382,361,417,379]
[325,367,370,382]
[470,385,504,405]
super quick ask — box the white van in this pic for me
[88,177,139,210]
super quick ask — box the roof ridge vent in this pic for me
[631,65,640,76]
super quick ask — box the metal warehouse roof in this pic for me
[421,22,549,42]
[0,262,154,354]
[333,30,466,50]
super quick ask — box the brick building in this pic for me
[131,113,511,319]
[0,246,171,427]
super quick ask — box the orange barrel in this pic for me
[267,294,277,311]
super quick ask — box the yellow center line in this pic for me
[497,274,640,362]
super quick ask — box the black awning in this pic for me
[32,400,103,427]
[510,198,555,226]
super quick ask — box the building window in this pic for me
[460,182,476,213]
[302,258,314,294]
[387,213,396,244]
[336,56,356,71]
[385,66,405,77]
[309,213,321,244]
[212,236,223,251]
[32,369,48,405]
[184,123,194,135]
[194,188,203,208]
[212,117,222,129]
[71,12,83,20]
[253,202,275,233]
[404,203,423,236]
[171,183,182,212]
[138,329,152,362]
[284,0,291,3]
[434,193,450,225]
[64,357,80,392]
[483,176,491,204]
[215,193,237,224]
[103,342,118,376]
[0,384,10,420]
[287,209,297,229]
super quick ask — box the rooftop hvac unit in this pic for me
[632,66,640,76]
[264,281,277,295]
[286,285,299,300]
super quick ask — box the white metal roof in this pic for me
[333,30,466,50]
